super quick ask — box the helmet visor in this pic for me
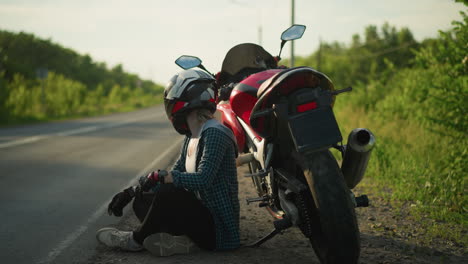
[165,79,186,100]
[166,70,213,100]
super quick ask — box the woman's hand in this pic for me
[107,186,135,216]
[138,170,169,191]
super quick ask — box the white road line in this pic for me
[0,113,159,149]
[0,135,48,148]
[37,136,184,264]
[54,126,100,137]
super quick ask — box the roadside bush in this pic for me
[333,13,467,224]
[1,71,164,124]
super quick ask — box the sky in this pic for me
[0,0,465,84]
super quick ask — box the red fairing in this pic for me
[229,88,255,126]
[230,69,282,127]
[240,69,282,89]
[217,103,245,152]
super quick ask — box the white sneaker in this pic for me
[96,227,143,252]
[143,232,197,256]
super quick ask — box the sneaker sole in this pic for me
[96,227,143,252]
[143,233,195,256]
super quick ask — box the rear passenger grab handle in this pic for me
[250,108,274,119]
[331,86,353,95]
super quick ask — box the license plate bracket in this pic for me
[288,106,342,153]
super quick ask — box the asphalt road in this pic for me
[0,106,183,264]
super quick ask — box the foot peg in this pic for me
[244,169,268,178]
[246,195,270,205]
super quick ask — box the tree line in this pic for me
[0,30,164,124]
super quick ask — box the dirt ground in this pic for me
[86,165,467,264]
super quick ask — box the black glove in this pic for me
[138,170,168,192]
[107,186,135,217]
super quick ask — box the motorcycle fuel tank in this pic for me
[229,69,282,129]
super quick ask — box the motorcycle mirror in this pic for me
[175,55,214,76]
[175,55,202,70]
[278,24,306,59]
[281,24,306,41]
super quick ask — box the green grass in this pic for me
[335,103,467,246]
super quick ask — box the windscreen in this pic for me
[220,43,276,78]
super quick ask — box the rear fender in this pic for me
[250,67,335,139]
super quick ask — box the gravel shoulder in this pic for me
[85,165,467,264]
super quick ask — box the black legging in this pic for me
[132,184,216,250]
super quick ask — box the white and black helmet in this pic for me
[164,68,217,135]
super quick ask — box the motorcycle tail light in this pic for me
[297,101,317,113]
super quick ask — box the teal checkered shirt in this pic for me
[171,122,240,250]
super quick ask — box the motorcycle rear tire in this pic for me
[297,150,360,264]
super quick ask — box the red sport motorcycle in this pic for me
[175,25,375,264]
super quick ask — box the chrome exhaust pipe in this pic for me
[341,128,376,189]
